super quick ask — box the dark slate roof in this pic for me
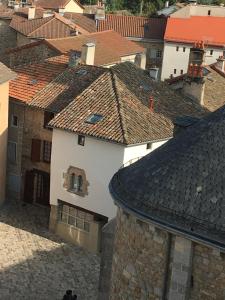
[110,105,225,248]
[0,63,16,84]
[43,62,206,145]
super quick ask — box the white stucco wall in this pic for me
[172,5,225,18]
[50,129,168,220]
[161,42,224,80]
[64,0,84,13]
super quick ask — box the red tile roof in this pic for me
[35,0,84,10]
[10,12,88,38]
[9,55,67,103]
[97,14,167,39]
[45,30,144,66]
[165,16,225,46]
[63,12,96,33]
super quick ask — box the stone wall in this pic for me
[190,244,225,300]
[9,43,57,68]
[110,208,170,300]
[0,19,17,64]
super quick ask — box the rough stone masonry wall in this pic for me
[110,208,169,300]
[190,243,225,300]
[0,19,17,64]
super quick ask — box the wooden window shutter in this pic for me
[31,139,41,162]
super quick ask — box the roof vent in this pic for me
[76,69,88,76]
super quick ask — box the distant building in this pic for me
[161,16,225,80]
[34,0,84,14]
[171,3,225,18]
[0,63,16,205]
[108,102,225,300]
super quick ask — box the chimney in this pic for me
[149,96,154,112]
[165,1,169,8]
[182,41,206,106]
[134,53,146,70]
[28,7,35,20]
[81,43,95,65]
[68,51,80,67]
[215,56,225,72]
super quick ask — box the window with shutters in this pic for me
[31,139,41,162]
[63,166,88,197]
[44,111,54,130]
[43,141,52,163]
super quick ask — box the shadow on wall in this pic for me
[0,128,8,206]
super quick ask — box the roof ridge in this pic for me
[27,15,54,36]
[110,70,128,145]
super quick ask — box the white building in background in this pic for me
[161,16,225,80]
[171,4,225,18]
[46,62,204,253]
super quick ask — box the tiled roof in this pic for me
[0,7,14,19]
[45,30,145,66]
[64,12,96,33]
[165,16,225,46]
[35,0,84,10]
[10,12,79,38]
[167,64,225,112]
[110,104,225,248]
[0,63,16,84]
[97,15,167,39]
[9,55,67,103]
[46,62,206,145]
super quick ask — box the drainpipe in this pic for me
[162,232,172,300]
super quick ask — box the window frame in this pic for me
[176,46,179,52]
[11,115,18,128]
[63,166,89,197]
[42,140,52,163]
[78,135,85,146]
[210,49,214,56]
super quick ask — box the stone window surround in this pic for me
[63,166,89,197]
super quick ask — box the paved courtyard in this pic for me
[0,200,100,300]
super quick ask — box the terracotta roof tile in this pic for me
[45,30,144,66]
[47,62,206,144]
[97,14,167,39]
[9,55,67,103]
[165,16,225,46]
[64,12,96,33]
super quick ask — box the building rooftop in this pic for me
[9,55,67,102]
[35,0,84,10]
[110,104,225,249]
[167,63,225,112]
[0,63,17,84]
[97,14,167,39]
[10,10,89,39]
[165,16,225,46]
[42,62,206,145]
[45,30,144,66]
[63,12,96,33]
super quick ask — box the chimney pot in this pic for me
[149,96,154,112]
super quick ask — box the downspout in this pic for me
[162,232,172,300]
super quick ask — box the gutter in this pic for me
[109,181,225,252]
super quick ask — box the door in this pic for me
[24,169,50,206]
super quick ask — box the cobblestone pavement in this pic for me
[0,200,100,300]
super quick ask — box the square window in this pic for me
[146,143,152,150]
[11,115,18,127]
[76,218,84,230]
[174,69,177,74]
[78,135,85,146]
[176,46,179,51]
[68,215,76,226]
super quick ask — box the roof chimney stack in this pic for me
[81,43,95,66]
[28,7,36,20]
[134,53,146,70]
[149,96,154,112]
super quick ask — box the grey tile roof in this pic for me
[39,62,207,145]
[0,63,16,85]
[110,105,225,248]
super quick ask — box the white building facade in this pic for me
[49,128,167,252]
[161,42,224,80]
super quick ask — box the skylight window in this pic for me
[85,114,104,124]
[76,69,88,76]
